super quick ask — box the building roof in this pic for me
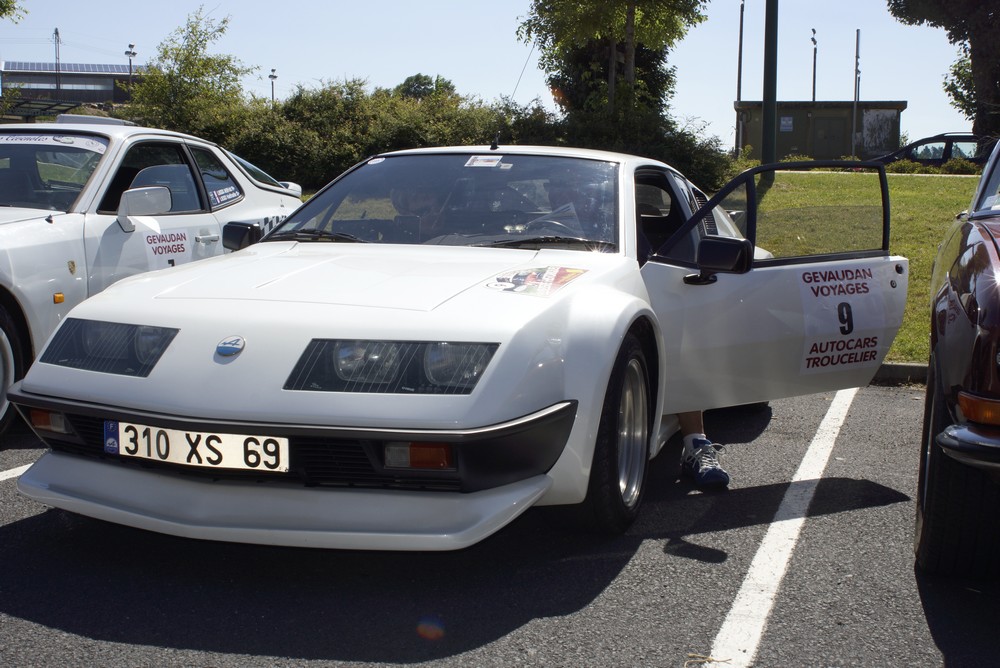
[1,61,137,75]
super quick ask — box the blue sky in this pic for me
[0,1,969,149]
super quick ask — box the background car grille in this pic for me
[52,413,462,491]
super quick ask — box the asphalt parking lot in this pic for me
[2,383,998,667]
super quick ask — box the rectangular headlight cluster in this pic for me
[284,340,498,394]
[40,318,178,377]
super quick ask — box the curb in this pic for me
[872,362,927,386]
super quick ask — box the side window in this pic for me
[911,141,945,161]
[192,147,244,209]
[950,141,978,161]
[97,142,201,213]
[753,168,885,261]
[636,171,692,263]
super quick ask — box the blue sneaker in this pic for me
[682,439,730,488]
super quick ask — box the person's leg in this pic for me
[678,410,730,487]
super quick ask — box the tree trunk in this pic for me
[968,29,1000,138]
[607,34,617,113]
[624,1,637,87]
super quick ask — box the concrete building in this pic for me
[735,100,908,160]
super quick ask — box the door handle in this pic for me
[195,234,220,243]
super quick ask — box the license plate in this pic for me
[104,420,289,472]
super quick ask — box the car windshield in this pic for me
[0,133,108,211]
[267,153,619,250]
[227,150,284,188]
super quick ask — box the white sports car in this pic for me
[11,145,908,550]
[0,115,302,433]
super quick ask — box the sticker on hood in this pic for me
[486,266,586,296]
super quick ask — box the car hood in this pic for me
[28,241,631,427]
[0,207,58,223]
[123,241,612,312]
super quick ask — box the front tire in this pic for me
[915,357,1000,578]
[582,332,652,533]
[0,304,25,434]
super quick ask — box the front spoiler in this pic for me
[18,452,552,551]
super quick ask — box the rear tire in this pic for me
[581,333,651,534]
[915,358,1000,578]
[0,304,25,434]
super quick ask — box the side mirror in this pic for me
[223,220,263,251]
[116,186,171,232]
[685,236,753,285]
[279,181,303,199]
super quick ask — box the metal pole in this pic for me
[269,68,277,103]
[851,29,860,158]
[762,0,778,165]
[735,0,745,154]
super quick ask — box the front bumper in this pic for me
[18,451,551,550]
[10,383,576,493]
[937,424,1000,473]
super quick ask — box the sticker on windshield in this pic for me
[799,266,887,373]
[486,266,586,296]
[465,156,503,168]
[0,134,108,154]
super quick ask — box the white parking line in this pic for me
[0,463,31,482]
[707,387,858,668]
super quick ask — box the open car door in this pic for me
[641,161,908,414]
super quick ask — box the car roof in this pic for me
[0,117,209,144]
[374,144,677,173]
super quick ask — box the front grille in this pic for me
[50,413,461,491]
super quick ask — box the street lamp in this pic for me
[124,43,137,88]
[811,29,817,102]
[269,68,277,103]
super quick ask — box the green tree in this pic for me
[517,0,705,113]
[393,74,457,100]
[887,0,1000,138]
[121,6,254,139]
[943,44,975,121]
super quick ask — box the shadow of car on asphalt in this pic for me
[0,404,912,663]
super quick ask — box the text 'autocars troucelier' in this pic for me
[917,138,1000,579]
[0,115,302,433]
[10,145,908,551]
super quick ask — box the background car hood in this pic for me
[0,208,55,224]
[150,242,604,312]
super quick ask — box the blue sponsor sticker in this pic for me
[104,420,119,454]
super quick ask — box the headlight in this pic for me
[333,340,403,384]
[286,340,498,394]
[424,343,493,389]
[41,318,178,377]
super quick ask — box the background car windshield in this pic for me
[269,153,619,248]
[0,133,108,211]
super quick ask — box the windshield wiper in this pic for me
[266,228,367,243]
[480,235,615,250]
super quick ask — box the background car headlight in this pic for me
[286,340,498,394]
[40,318,178,377]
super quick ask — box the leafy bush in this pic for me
[940,158,980,175]
[884,159,922,174]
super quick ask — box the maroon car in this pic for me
[918,140,1000,578]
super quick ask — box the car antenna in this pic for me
[490,131,500,151]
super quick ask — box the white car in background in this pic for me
[11,145,907,550]
[0,115,302,431]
